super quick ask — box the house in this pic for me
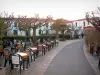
[4,18,56,37]
[70,18,93,39]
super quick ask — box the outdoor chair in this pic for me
[11,54,23,73]
[47,42,52,51]
[56,39,59,46]
[29,46,37,61]
[43,43,48,52]
[23,50,30,69]
[3,49,11,67]
[51,41,54,48]
[37,45,44,56]
[0,48,3,56]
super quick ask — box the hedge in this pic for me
[2,35,57,41]
[59,34,70,40]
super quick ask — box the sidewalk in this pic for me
[0,39,78,75]
[83,44,100,75]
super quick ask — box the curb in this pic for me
[83,44,100,75]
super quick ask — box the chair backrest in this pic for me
[4,50,9,56]
[12,55,21,65]
[24,50,30,56]
[4,49,9,59]
[0,48,3,52]
[23,50,30,59]
[38,45,43,50]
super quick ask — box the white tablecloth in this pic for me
[30,48,37,51]
[15,52,27,56]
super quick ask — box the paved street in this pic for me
[44,40,96,75]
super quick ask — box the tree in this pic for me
[86,7,100,31]
[0,12,15,36]
[17,16,30,36]
[0,18,8,48]
[0,12,14,48]
[17,14,52,43]
[52,18,68,37]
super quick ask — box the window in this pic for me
[13,30,18,35]
[26,31,28,36]
[14,22,17,27]
[39,29,41,35]
[46,30,49,35]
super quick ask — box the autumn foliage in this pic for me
[52,18,68,35]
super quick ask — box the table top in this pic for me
[43,44,46,46]
[38,44,46,47]
[30,47,37,51]
[51,41,54,42]
[15,52,27,56]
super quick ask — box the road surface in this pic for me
[44,40,96,75]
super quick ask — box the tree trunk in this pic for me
[33,28,36,43]
[28,28,30,37]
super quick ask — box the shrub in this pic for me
[59,34,70,40]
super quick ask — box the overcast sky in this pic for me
[0,0,100,20]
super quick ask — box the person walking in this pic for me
[90,43,94,56]
[97,45,100,56]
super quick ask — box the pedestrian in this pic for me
[81,33,84,38]
[40,37,43,44]
[98,57,100,70]
[97,45,100,56]
[90,43,94,56]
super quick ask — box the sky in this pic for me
[0,0,100,20]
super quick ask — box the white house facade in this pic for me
[70,18,93,39]
[5,18,56,36]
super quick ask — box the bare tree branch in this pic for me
[86,7,100,31]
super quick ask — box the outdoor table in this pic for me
[38,44,42,46]
[38,44,46,49]
[47,42,51,45]
[11,52,27,73]
[51,41,54,43]
[15,52,27,56]
[30,47,37,51]
[42,44,47,54]
[46,42,52,50]
[28,47,37,61]
[51,41,54,48]
[43,44,46,47]
[37,44,45,56]
[56,40,59,46]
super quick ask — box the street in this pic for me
[44,40,96,75]
[1,40,97,75]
